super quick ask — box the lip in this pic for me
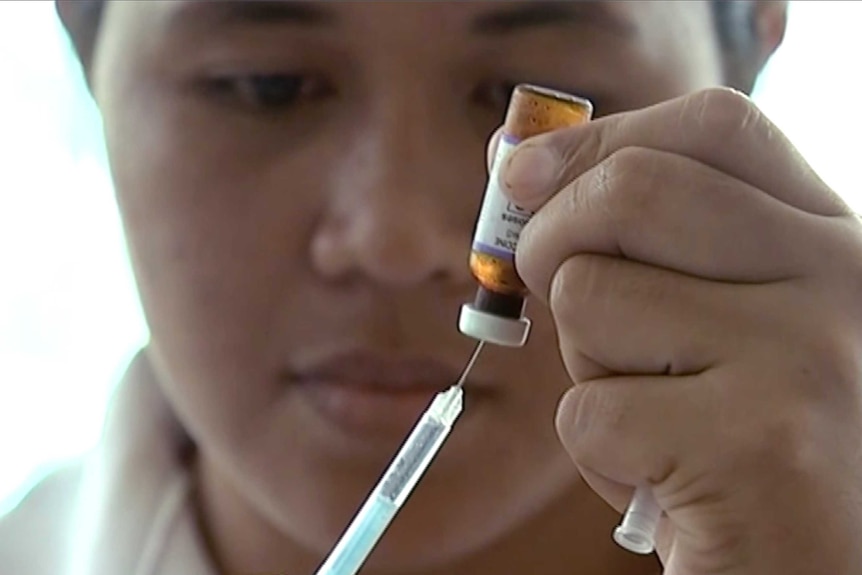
[286,350,476,438]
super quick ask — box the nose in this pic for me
[312,196,468,286]
[311,109,474,288]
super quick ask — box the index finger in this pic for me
[502,87,848,217]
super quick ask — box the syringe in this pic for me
[612,486,661,555]
[312,341,485,575]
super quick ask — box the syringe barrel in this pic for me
[313,387,463,575]
[313,494,398,575]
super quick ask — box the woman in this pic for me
[3,2,862,574]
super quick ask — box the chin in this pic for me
[293,468,569,573]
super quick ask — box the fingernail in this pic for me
[500,144,559,204]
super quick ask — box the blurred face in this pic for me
[91,0,725,570]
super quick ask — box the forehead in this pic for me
[108,1,715,44]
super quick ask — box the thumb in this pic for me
[486,126,503,174]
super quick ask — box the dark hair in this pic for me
[60,0,763,93]
[712,0,762,92]
[58,0,102,74]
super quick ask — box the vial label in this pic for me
[472,134,531,262]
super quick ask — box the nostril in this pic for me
[310,202,469,287]
[357,229,437,286]
[310,229,353,279]
[310,218,434,285]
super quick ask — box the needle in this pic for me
[454,340,484,388]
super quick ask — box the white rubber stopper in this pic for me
[458,304,531,348]
[613,486,661,555]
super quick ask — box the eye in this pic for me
[200,73,333,111]
[472,80,519,114]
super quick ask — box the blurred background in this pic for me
[0,1,860,512]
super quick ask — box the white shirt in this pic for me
[0,353,218,575]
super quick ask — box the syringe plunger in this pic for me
[613,485,661,555]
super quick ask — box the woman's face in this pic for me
[92,0,725,569]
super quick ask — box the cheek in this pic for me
[103,92,324,426]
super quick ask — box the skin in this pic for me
[60,0,862,573]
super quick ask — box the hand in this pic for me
[498,87,862,575]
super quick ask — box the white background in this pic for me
[1,1,860,511]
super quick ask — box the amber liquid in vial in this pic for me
[469,85,593,322]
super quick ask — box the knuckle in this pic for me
[557,174,594,226]
[514,220,541,289]
[548,254,606,322]
[556,382,624,464]
[726,333,862,478]
[796,325,862,400]
[747,405,827,480]
[683,87,762,141]
[554,385,582,451]
[598,147,661,226]
[855,267,862,327]
[846,239,862,317]
[559,120,612,173]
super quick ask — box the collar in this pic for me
[65,352,216,575]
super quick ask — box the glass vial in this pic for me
[459,84,593,347]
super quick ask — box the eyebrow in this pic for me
[470,1,636,37]
[166,1,336,34]
[164,1,634,39]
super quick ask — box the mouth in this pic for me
[285,350,478,438]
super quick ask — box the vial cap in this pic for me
[458,304,531,348]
